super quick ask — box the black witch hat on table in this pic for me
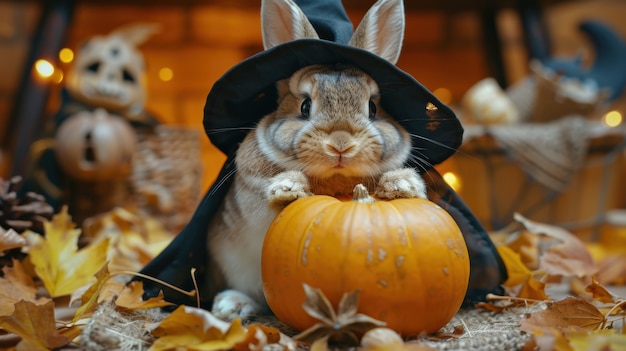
[138,0,506,307]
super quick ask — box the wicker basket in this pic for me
[130,125,203,232]
[443,123,626,241]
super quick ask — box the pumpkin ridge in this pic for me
[294,196,338,269]
[262,193,470,336]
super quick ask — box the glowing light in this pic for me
[58,48,74,63]
[603,110,623,127]
[159,67,174,82]
[52,70,64,84]
[442,171,461,192]
[34,59,54,78]
[433,87,452,105]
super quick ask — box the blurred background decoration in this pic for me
[0,0,624,236]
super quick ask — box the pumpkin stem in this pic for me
[352,184,376,203]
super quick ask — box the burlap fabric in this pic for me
[80,302,533,350]
[130,125,203,232]
[463,116,592,193]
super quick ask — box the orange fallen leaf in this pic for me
[593,253,626,285]
[506,230,540,270]
[115,280,174,310]
[25,207,110,297]
[517,276,549,301]
[519,297,604,334]
[514,214,596,278]
[0,259,39,306]
[497,245,533,288]
[233,323,286,351]
[585,277,615,304]
[0,299,68,351]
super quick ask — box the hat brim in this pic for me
[203,39,463,169]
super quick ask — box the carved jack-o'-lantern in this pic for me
[65,24,159,120]
[54,108,137,181]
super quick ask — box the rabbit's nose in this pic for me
[326,143,355,155]
[324,131,357,156]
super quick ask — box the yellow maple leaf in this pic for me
[83,207,174,272]
[115,281,174,310]
[26,207,110,298]
[150,305,246,351]
[506,230,540,270]
[71,265,113,323]
[496,245,532,287]
[0,299,69,351]
[567,329,626,350]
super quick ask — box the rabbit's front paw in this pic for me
[375,168,427,199]
[267,170,311,207]
[211,289,261,321]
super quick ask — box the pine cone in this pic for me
[0,176,54,235]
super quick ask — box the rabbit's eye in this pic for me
[368,100,377,119]
[301,98,311,118]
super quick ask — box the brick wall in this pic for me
[1,0,625,189]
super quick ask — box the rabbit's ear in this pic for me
[349,0,404,64]
[261,0,319,50]
[111,23,160,46]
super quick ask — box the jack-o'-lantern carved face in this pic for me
[54,108,137,181]
[65,24,158,120]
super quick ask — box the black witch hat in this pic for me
[139,0,506,308]
[204,1,462,168]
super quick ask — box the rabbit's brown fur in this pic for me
[207,0,425,320]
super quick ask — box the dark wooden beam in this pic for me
[6,0,76,177]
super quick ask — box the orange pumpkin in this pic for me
[54,108,137,181]
[261,184,470,336]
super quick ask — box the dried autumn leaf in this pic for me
[519,297,604,333]
[0,299,68,351]
[71,265,113,323]
[475,301,515,313]
[517,276,549,301]
[115,280,174,310]
[150,305,246,351]
[429,325,465,341]
[585,277,615,304]
[0,227,27,252]
[0,259,39,307]
[25,207,110,297]
[84,207,173,272]
[295,284,386,347]
[593,253,626,285]
[514,214,596,278]
[231,323,289,351]
[497,245,533,287]
[522,327,574,351]
[567,329,626,350]
[506,230,540,270]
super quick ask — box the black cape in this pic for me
[138,0,506,308]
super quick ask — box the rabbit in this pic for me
[207,0,427,321]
